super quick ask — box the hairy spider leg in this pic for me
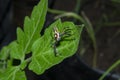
[60,27,75,41]
[53,40,58,56]
[60,27,72,37]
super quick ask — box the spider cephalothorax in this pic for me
[53,27,72,56]
[53,27,61,42]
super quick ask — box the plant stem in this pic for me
[25,57,32,63]
[81,12,97,68]
[48,8,84,22]
[55,12,84,22]
[48,8,66,14]
[73,0,81,22]
[99,60,120,80]
[74,0,81,13]
[103,22,120,27]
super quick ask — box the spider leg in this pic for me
[64,28,72,32]
[63,27,72,30]
[60,27,75,41]
[53,41,58,57]
[64,27,72,33]
[60,28,72,37]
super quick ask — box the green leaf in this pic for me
[9,0,48,61]
[0,66,26,80]
[9,41,23,60]
[0,46,9,60]
[23,0,48,53]
[29,19,84,74]
[0,61,6,73]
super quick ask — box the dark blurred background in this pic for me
[0,0,120,80]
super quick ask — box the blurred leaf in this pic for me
[111,0,120,3]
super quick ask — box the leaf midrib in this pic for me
[34,41,76,64]
[22,1,46,61]
[6,67,18,80]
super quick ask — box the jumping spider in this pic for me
[52,27,72,56]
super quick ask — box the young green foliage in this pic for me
[29,19,84,74]
[9,0,47,62]
[0,0,48,79]
[0,0,84,79]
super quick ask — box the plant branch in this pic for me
[103,22,120,27]
[25,57,32,63]
[48,8,84,22]
[99,60,120,80]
